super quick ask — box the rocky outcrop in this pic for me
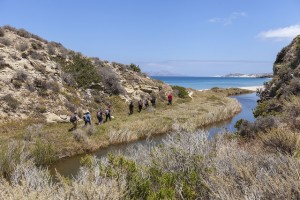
[0,26,172,123]
[254,35,300,117]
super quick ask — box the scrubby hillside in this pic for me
[0,26,172,123]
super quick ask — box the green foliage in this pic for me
[31,140,57,166]
[80,154,94,168]
[101,154,209,199]
[253,100,281,118]
[0,142,22,177]
[234,119,244,129]
[64,54,100,88]
[172,85,189,98]
[130,63,141,72]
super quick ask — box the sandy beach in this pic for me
[238,86,264,91]
[198,86,264,92]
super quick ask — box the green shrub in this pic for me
[31,140,56,166]
[253,99,282,118]
[64,54,100,88]
[0,142,22,177]
[130,63,141,72]
[172,85,189,98]
[21,52,28,58]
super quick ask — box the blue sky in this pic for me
[1,0,300,76]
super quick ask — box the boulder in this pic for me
[44,112,69,123]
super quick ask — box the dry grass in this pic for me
[0,130,299,199]
[0,90,242,159]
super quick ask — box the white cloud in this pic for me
[258,24,300,40]
[208,12,246,26]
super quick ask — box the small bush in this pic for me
[0,61,10,70]
[46,81,60,93]
[130,63,141,72]
[261,128,300,156]
[253,99,282,118]
[63,54,101,88]
[31,140,56,166]
[16,43,29,52]
[31,42,43,50]
[237,116,278,139]
[0,38,11,46]
[15,70,28,82]
[16,28,31,38]
[21,52,28,58]
[29,50,44,61]
[2,94,20,110]
[26,82,36,92]
[172,85,189,98]
[0,142,22,177]
[86,125,96,136]
[24,124,43,141]
[47,43,56,55]
[98,67,125,95]
[12,80,22,89]
[36,105,47,113]
[0,28,4,37]
[62,72,76,86]
[73,129,88,143]
[38,88,48,97]
[31,34,47,43]
[65,101,77,112]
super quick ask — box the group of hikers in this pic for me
[69,93,173,131]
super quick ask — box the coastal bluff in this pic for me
[0,26,172,123]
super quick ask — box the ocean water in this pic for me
[152,76,271,90]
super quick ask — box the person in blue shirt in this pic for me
[83,110,91,126]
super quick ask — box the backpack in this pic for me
[70,115,77,122]
[97,111,102,118]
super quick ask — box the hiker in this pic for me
[104,107,111,122]
[168,93,173,105]
[150,96,156,108]
[138,99,143,112]
[83,111,91,126]
[107,103,112,115]
[144,99,149,109]
[129,101,134,115]
[96,109,103,125]
[69,111,78,131]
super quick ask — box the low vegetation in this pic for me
[0,89,242,162]
[0,131,299,199]
[63,54,100,88]
[171,85,189,98]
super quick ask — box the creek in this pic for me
[50,92,258,178]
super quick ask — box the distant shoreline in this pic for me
[199,85,264,92]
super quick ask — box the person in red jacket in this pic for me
[168,93,173,105]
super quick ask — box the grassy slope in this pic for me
[0,89,246,159]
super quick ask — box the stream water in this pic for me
[50,93,258,178]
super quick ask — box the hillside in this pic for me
[0,26,172,123]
